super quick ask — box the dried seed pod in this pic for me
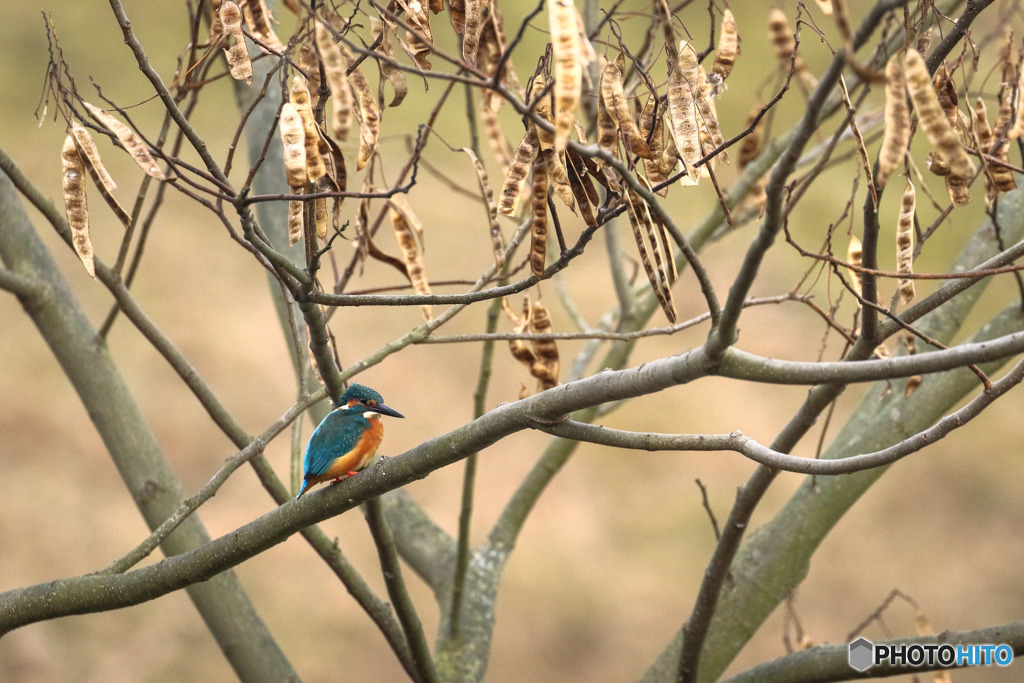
[449,0,466,35]
[529,151,549,277]
[61,134,94,278]
[945,170,971,207]
[638,94,669,195]
[70,122,115,194]
[624,188,676,322]
[298,44,322,110]
[565,152,597,227]
[71,123,131,228]
[896,179,916,304]
[601,61,652,159]
[462,147,505,269]
[846,234,863,298]
[462,0,482,65]
[209,0,224,42]
[328,41,380,170]
[973,96,993,152]
[278,102,307,188]
[288,187,304,245]
[389,199,432,320]
[545,151,575,210]
[549,0,582,153]
[503,297,538,384]
[219,1,253,86]
[372,17,410,107]
[289,77,327,182]
[693,70,726,164]
[315,22,354,141]
[529,300,559,390]
[499,127,539,215]
[904,49,974,180]
[768,9,803,73]
[710,8,738,94]
[596,76,619,157]
[530,77,556,152]
[904,375,923,398]
[877,55,910,189]
[242,0,284,53]
[481,105,514,173]
[667,41,701,182]
[314,184,328,240]
[978,96,1017,195]
[393,0,433,70]
[83,103,168,181]
[932,63,959,128]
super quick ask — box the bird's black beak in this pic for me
[367,403,404,419]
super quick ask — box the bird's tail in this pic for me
[296,480,312,498]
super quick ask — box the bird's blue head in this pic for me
[337,383,404,419]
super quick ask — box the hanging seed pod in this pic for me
[372,18,409,107]
[667,41,701,182]
[242,0,284,53]
[389,200,432,320]
[503,297,538,393]
[70,122,116,194]
[335,42,380,170]
[399,0,434,71]
[876,55,910,189]
[896,180,916,304]
[278,102,307,188]
[600,61,652,159]
[624,189,675,322]
[565,152,596,227]
[219,1,252,86]
[546,152,576,210]
[315,22,354,141]
[298,44,322,109]
[904,49,974,180]
[904,375,923,398]
[549,0,582,153]
[462,147,505,269]
[710,8,739,95]
[530,77,556,152]
[61,134,94,278]
[978,96,1017,195]
[288,186,304,245]
[481,105,514,173]
[933,63,959,128]
[290,77,327,182]
[846,234,863,299]
[462,0,483,65]
[529,151,549,277]
[83,103,167,181]
[639,94,669,195]
[499,127,539,215]
[209,0,224,42]
[768,9,803,73]
[71,123,130,228]
[529,300,560,390]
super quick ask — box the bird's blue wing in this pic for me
[303,409,367,477]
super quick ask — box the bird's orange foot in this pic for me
[328,471,360,486]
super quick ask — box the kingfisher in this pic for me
[296,383,404,498]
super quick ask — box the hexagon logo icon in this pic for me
[848,637,874,672]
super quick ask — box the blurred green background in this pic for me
[1,1,1023,681]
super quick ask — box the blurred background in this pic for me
[1,1,1023,681]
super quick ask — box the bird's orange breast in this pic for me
[318,417,385,481]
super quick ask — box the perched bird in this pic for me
[296,383,404,498]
